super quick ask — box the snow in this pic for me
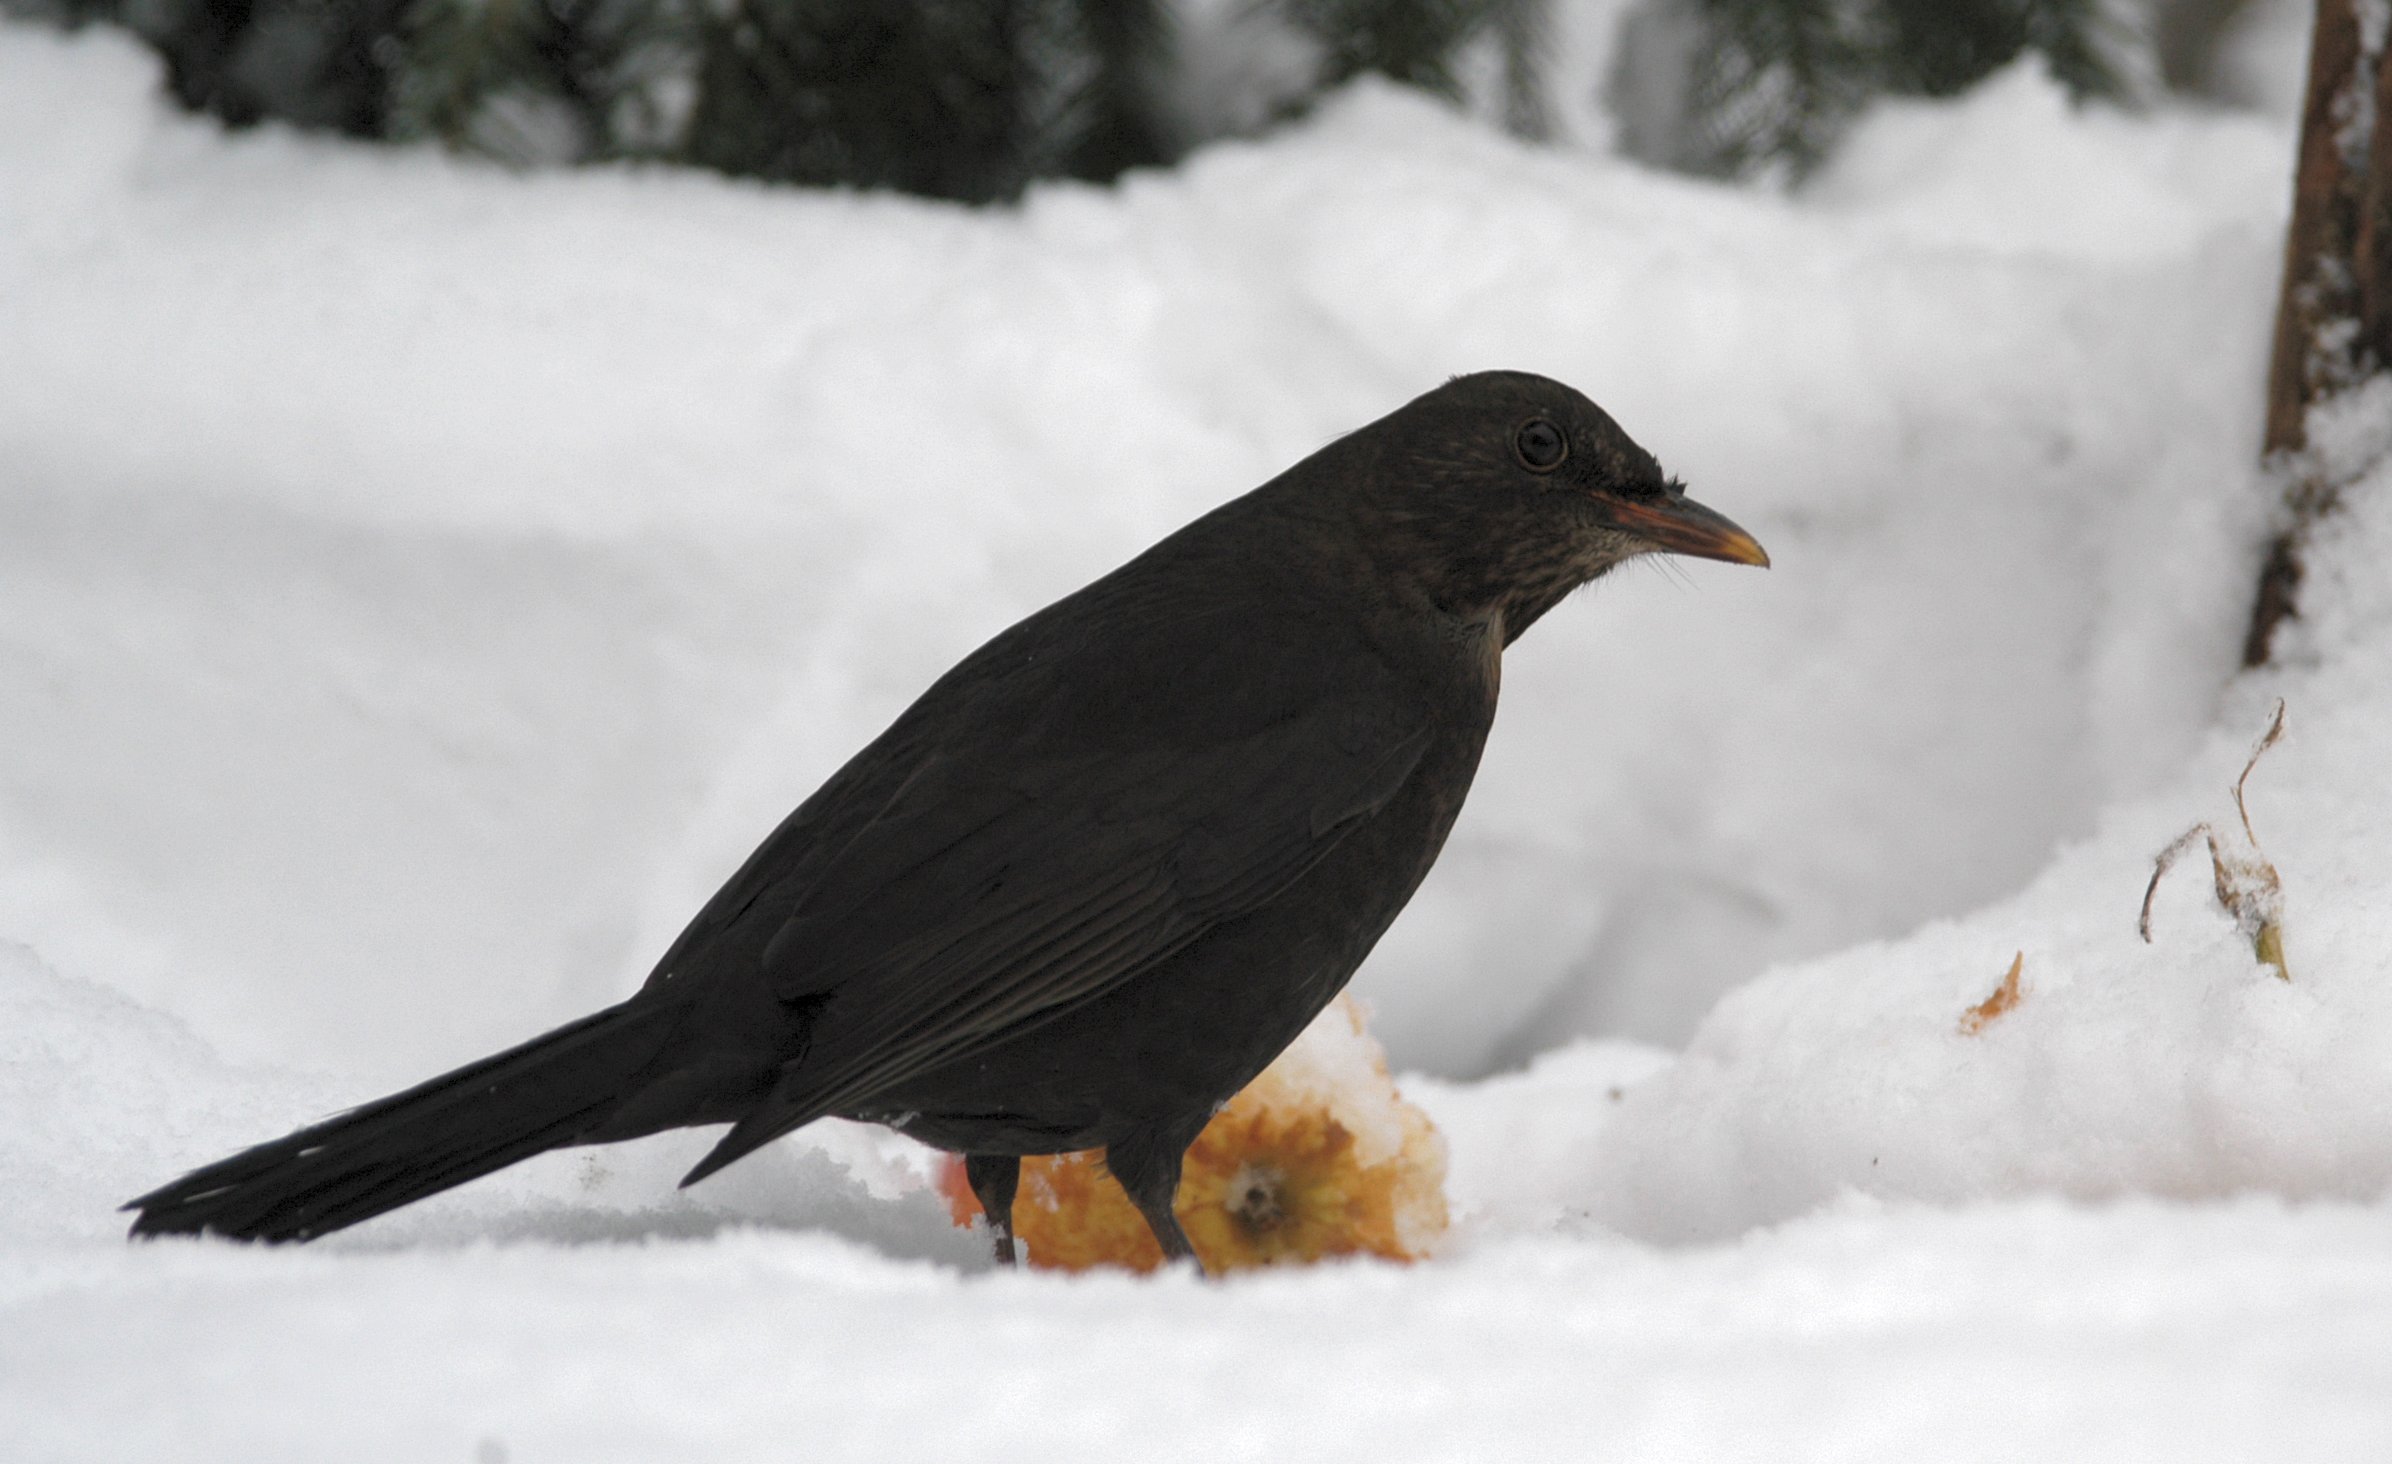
[8,1199,2389,1463]
[4,14,2391,1461]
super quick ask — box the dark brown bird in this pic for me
[124,371,1766,1267]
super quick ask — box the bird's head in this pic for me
[1321,371,1768,642]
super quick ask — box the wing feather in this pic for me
[676,585,1439,1182]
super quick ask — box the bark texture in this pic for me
[2247,0,2392,666]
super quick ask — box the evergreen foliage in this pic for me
[1280,0,1488,97]
[1055,0,1174,184]
[1681,0,2135,178]
[682,1,1037,200]
[393,0,671,162]
[1275,0,1548,136]
[121,0,410,135]
[2,0,2140,197]
[1493,0,1550,141]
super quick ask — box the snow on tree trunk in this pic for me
[2247,0,2392,666]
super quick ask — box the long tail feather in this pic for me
[124,1000,686,1242]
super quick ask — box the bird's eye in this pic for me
[1514,419,1567,472]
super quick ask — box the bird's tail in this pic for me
[124,999,686,1243]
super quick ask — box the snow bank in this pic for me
[5,1200,2387,1464]
[0,23,2294,1089]
[1547,378,2392,1241]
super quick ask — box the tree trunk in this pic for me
[2244,0,2392,666]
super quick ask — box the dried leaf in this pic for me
[2232,699,2288,847]
[2138,825,2209,943]
[2139,701,2291,980]
[1959,952,2026,1035]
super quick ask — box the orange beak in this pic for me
[1608,491,1770,567]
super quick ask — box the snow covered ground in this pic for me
[3,13,2389,1461]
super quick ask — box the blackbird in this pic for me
[125,371,1766,1267]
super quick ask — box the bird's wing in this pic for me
[677,594,1434,1182]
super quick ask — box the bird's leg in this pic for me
[1104,1135,1206,1277]
[963,1152,1021,1266]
